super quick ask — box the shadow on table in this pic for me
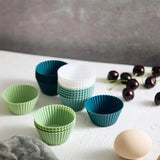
[74,111,97,130]
[140,100,156,108]
[0,125,39,140]
[81,148,124,160]
[35,93,62,110]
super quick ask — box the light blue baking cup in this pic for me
[59,95,89,111]
[2,84,39,115]
[37,81,58,96]
[36,60,67,83]
[57,83,94,99]
[58,90,93,99]
[85,95,124,127]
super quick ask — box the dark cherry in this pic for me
[120,72,132,84]
[144,76,156,89]
[152,66,160,77]
[107,70,119,81]
[126,79,139,90]
[133,65,145,76]
[154,92,160,105]
[122,88,134,101]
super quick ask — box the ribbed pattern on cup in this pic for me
[59,95,88,111]
[87,109,122,127]
[35,126,73,145]
[34,119,75,132]
[85,95,124,127]
[57,83,94,99]
[37,81,57,96]
[34,105,76,131]
[2,84,39,115]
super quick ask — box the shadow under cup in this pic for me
[35,60,67,96]
[85,95,124,127]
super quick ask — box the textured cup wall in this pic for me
[0,0,160,65]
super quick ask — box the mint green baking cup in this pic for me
[2,84,39,115]
[59,95,88,111]
[34,105,76,131]
[57,83,94,99]
[35,126,73,145]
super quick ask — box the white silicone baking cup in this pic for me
[58,63,96,89]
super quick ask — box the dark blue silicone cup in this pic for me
[85,95,124,127]
[36,60,67,83]
[35,60,67,95]
[37,81,58,96]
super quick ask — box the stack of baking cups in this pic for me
[35,60,67,96]
[34,105,76,145]
[57,63,96,111]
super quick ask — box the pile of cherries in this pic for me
[107,65,160,105]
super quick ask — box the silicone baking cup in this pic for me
[34,105,76,145]
[35,60,67,96]
[85,95,124,127]
[2,84,39,115]
[58,63,96,89]
[59,95,88,111]
[57,83,94,99]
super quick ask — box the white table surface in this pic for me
[0,50,160,160]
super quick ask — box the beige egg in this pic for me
[157,155,160,160]
[114,129,152,159]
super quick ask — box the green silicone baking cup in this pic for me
[35,126,73,145]
[34,118,76,132]
[2,84,39,115]
[34,104,76,131]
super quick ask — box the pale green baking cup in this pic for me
[34,105,76,131]
[2,84,39,115]
[34,118,76,132]
[59,95,88,111]
[35,126,73,145]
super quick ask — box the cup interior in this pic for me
[34,105,75,128]
[2,85,39,103]
[36,60,67,76]
[58,63,95,81]
[85,95,123,114]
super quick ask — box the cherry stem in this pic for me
[104,79,117,83]
[108,79,127,90]
[109,83,117,90]
[134,73,138,78]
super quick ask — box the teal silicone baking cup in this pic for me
[34,105,76,131]
[59,95,89,111]
[2,84,39,115]
[85,95,124,127]
[35,126,73,145]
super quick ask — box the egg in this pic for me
[157,155,160,160]
[114,129,152,159]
